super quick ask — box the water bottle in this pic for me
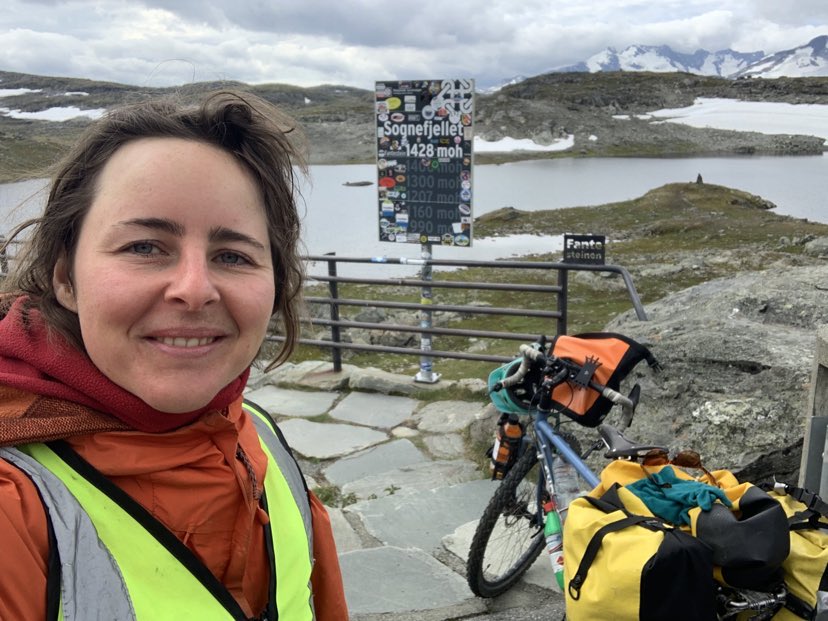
[552,454,580,526]
[543,501,565,590]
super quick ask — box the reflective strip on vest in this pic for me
[0,401,314,621]
[0,446,136,621]
[244,401,315,620]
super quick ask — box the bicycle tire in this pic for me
[466,444,544,597]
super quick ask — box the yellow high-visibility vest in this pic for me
[1,400,314,621]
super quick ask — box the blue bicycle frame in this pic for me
[529,408,601,531]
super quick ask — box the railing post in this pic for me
[557,267,568,335]
[325,252,342,373]
[414,243,440,383]
[799,325,828,491]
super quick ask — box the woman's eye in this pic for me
[130,242,157,255]
[217,251,249,266]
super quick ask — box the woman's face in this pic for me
[53,137,276,413]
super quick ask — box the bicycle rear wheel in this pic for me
[466,445,545,597]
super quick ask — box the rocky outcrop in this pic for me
[600,264,828,484]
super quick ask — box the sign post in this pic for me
[375,79,474,382]
[416,244,438,383]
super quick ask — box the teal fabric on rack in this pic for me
[626,466,732,525]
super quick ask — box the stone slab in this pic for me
[323,439,427,487]
[415,400,488,433]
[327,508,364,554]
[443,520,556,593]
[423,433,466,459]
[442,519,477,562]
[294,363,361,392]
[346,478,499,553]
[339,546,483,616]
[244,385,339,418]
[348,366,423,396]
[329,391,419,429]
[262,360,331,385]
[277,418,387,459]
[342,460,481,500]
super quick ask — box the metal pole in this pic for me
[558,268,568,335]
[820,431,828,499]
[414,243,440,383]
[325,253,342,373]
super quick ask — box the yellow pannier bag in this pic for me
[763,487,828,620]
[563,460,794,620]
[563,483,717,621]
[596,460,790,591]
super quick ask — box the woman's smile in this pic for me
[154,336,219,348]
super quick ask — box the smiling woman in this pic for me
[52,138,277,415]
[0,91,348,620]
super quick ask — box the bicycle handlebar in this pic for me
[492,342,637,429]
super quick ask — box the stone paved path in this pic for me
[245,360,565,620]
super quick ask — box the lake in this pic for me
[2,154,826,276]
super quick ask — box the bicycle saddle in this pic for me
[599,424,668,459]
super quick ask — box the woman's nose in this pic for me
[164,254,220,309]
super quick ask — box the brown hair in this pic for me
[2,89,307,367]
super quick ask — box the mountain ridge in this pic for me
[547,35,828,81]
[1,68,826,179]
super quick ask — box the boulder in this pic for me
[604,264,828,484]
[804,236,828,257]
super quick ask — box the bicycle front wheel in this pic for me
[466,445,545,598]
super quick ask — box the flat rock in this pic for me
[294,363,361,391]
[346,479,498,553]
[327,508,364,554]
[261,360,332,385]
[443,521,557,593]
[323,439,428,487]
[442,519,477,561]
[244,385,339,418]
[348,366,422,395]
[423,433,466,458]
[277,419,387,459]
[416,400,488,433]
[339,546,483,616]
[342,459,481,500]
[329,391,419,429]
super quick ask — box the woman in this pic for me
[0,90,348,620]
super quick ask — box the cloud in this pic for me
[752,0,828,26]
[0,0,825,89]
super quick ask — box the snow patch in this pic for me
[474,135,574,153]
[647,98,828,144]
[0,88,42,97]
[0,106,106,121]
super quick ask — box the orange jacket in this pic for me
[0,395,349,620]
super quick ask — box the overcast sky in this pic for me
[1,0,826,91]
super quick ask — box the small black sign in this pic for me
[563,234,606,265]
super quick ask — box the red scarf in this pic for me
[0,297,248,433]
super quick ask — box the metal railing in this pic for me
[267,253,648,381]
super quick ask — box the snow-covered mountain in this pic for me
[557,45,763,77]
[550,35,827,79]
[734,35,828,78]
